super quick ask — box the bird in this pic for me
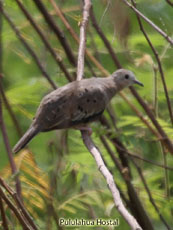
[13,69,143,153]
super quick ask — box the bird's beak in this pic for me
[134,79,144,87]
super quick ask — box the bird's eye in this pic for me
[125,74,129,79]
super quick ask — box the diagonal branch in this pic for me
[0,178,38,230]
[32,0,76,66]
[15,0,73,82]
[122,0,173,45]
[0,5,57,89]
[130,158,171,229]
[49,0,109,76]
[0,185,33,230]
[0,196,9,230]
[0,1,22,202]
[165,0,173,6]
[131,0,173,126]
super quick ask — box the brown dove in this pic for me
[13,69,143,153]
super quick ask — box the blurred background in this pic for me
[0,0,173,229]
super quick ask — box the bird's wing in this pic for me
[70,86,107,125]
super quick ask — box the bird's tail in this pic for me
[13,126,39,153]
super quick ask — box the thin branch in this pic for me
[49,0,109,76]
[0,97,23,202]
[0,2,22,201]
[122,0,173,45]
[160,144,170,198]
[130,86,173,154]
[90,7,121,69]
[76,0,92,81]
[103,125,173,171]
[76,1,142,229]
[0,5,57,89]
[0,196,9,230]
[130,159,171,229]
[0,186,32,230]
[0,83,22,137]
[120,147,173,171]
[32,0,76,67]
[0,178,38,230]
[15,0,73,82]
[165,0,173,6]
[131,0,173,125]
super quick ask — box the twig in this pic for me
[0,2,22,201]
[120,147,173,171]
[130,86,173,154]
[165,0,173,6]
[131,0,173,126]
[76,0,92,81]
[122,0,173,45]
[0,196,9,230]
[90,7,121,69]
[76,1,142,229]
[130,159,171,229]
[0,185,33,230]
[160,144,170,198]
[0,98,23,202]
[0,178,38,230]
[0,83,22,137]
[153,67,158,116]
[102,122,173,171]
[15,0,73,82]
[49,0,109,76]
[32,0,76,67]
[0,5,57,89]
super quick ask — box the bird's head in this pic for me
[111,69,144,90]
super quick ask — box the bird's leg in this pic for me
[75,126,93,136]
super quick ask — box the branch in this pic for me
[130,158,171,229]
[32,0,76,67]
[0,196,9,230]
[0,185,33,230]
[15,0,73,82]
[0,4,57,89]
[0,2,22,201]
[0,95,23,202]
[165,0,173,6]
[90,7,121,69]
[49,0,109,76]
[76,1,142,229]
[122,0,173,45]
[0,83,22,137]
[130,0,173,126]
[76,1,91,81]
[0,178,38,230]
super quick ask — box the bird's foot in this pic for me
[77,127,92,136]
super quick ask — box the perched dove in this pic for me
[13,69,143,153]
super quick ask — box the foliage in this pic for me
[0,0,173,229]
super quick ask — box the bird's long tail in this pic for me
[13,126,39,153]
